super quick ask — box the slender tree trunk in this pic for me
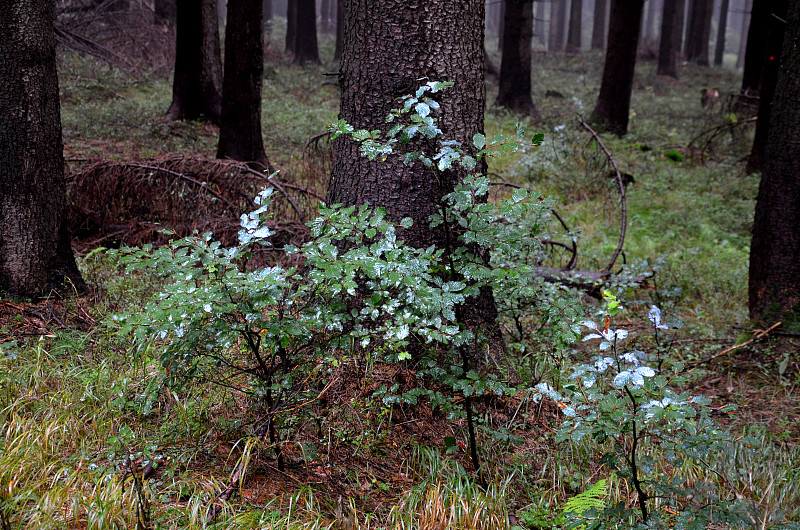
[736,0,750,69]
[217,0,269,167]
[285,0,296,54]
[713,0,729,65]
[327,0,501,354]
[321,0,332,32]
[535,0,547,45]
[566,0,583,52]
[589,0,645,135]
[264,0,274,45]
[293,0,319,64]
[549,0,566,51]
[498,0,506,51]
[0,0,85,298]
[746,0,788,174]
[591,0,608,49]
[167,0,223,124]
[334,0,343,60]
[685,0,713,64]
[740,0,769,94]
[497,0,540,117]
[657,0,685,77]
[749,0,800,327]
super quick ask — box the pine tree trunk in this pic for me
[713,0,729,66]
[736,0,750,69]
[685,0,712,64]
[217,0,269,167]
[497,0,539,116]
[566,0,583,52]
[286,0,296,53]
[657,0,685,77]
[535,0,547,45]
[167,0,223,124]
[0,0,85,298]
[745,0,788,174]
[591,0,608,49]
[589,0,645,135]
[334,0,343,60]
[740,0,769,94]
[549,0,566,51]
[327,0,501,353]
[749,0,800,327]
[293,0,319,64]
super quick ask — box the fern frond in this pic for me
[561,475,610,526]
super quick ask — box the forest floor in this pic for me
[1,26,799,530]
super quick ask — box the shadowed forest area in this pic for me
[1,0,800,528]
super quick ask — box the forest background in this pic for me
[1,0,799,528]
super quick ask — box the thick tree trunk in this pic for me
[293,0,320,64]
[589,0,645,135]
[591,0,608,49]
[745,0,788,174]
[749,0,800,327]
[217,0,269,167]
[657,0,685,77]
[497,0,539,116]
[0,0,85,298]
[713,0,729,66]
[566,0,583,52]
[167,0,223,124]
[327,0,501,351]
[685,0,713,64]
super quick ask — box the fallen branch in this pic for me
[689,322,782,369]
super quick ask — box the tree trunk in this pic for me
[591,0,608,49]
[167,0,223,124]
[321,0,332,33]
[566,0,583,52]
[293,0,319,64]
[535,0,547,45]
[498,0,506,51]
[749,0,800,328]
[740,0,770,94]
[549,0,566,51]
[0,0,85,298]
[217,0,269,167]
[590,0,644,135]
[713,0,729,66]
[736,0,750,69]
[657,0,685,77]
[264,0,274,45]
[327,0,501,351]
[334,0,343,60]
[497,0,540,116]
[685,0,713,64]
[286,0,296,54]
[745,0,788,174]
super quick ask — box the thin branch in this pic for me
[688,322,782,369]
[237,166,308,222]
[579,117,627,272]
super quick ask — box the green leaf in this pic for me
[473,133,486,149]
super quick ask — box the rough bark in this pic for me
[589,0,645,135]
[217,0,269,167]
[657,0,686,77]
[0,0,85,298]
[566,0,583,52]
[713,0,729,66]
[685,0,713,64]
[591,0,608,49]
[167,0,223,124]
[749,0,800,327]
[155,0,177,26]
[496,0,540,116]
[327,0,501,351]
[293,0,320,64]
[746,0,788,174]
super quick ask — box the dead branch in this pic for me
[579,117,627,273]
[688,322,782,370]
